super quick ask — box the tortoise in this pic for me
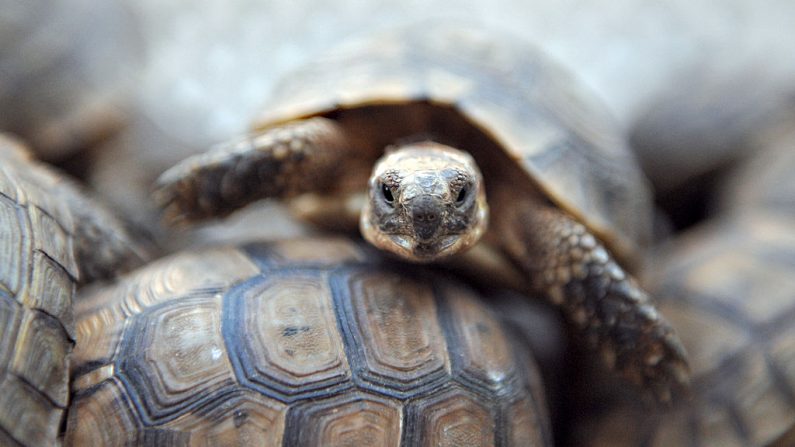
[67,236,553,446]
[154,23,688,402]
[721,122,795,217]
[568,213,795,447]
[0,135,151,446]
[628,65,795,194]
[627,65,795,230]
[0,0,139,161]
[567,121,795,446]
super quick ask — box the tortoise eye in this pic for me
[381,183,394,203]
[456,187,467,204]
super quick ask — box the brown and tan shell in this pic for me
[571,213,795,447]
[67,237,552,446]
[721,123,795,217]
[1,138,78,446]
[629,65,795,194]
[254,23,653,264]
[0,135,150,446]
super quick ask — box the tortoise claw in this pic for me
[594,283,691,405]
[152,117,351,225]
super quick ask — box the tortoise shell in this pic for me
[722,124,795,216]
[253,23,652,263]
[67,237,551,446]
[1,135,151,446]
[0,137,79,446]
[628,66,795,194]
[571,213,795,446]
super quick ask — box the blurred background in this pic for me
[3,0,794,246]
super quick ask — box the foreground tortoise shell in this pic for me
[0,135,149,446]
[67,237,551,446]
[1,137,78,446]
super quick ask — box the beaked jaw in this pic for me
[360,142,489,262]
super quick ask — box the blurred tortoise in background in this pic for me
[719,120,795,218]
[0,135,150,446]
[570,214,795,447]
[67,237,552,446]
[154,23,688,403]
[568,111,795,447]
[629,65,795,195]
[0,0,140,162]
[627,65,795,231]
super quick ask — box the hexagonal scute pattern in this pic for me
[225,273,352,401]
[334,269,451,397]
[405,386,497,447]
[0,139,78,447]
[69,239,552,446]
[284,392,402,446]
[162,391,286,446]
[118,295,236,424]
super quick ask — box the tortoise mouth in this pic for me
[388,235,463,262]
[360,191,489,263]
[361,211,472,262]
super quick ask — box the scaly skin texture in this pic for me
[154,117,351,224]
[361,143,488,262]
[51,176,153,283]
[496,197,690,403]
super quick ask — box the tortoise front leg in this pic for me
[154,117,353,224]
[498,199,689,404]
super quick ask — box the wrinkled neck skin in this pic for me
[360,142,488,263]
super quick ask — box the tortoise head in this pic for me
[360,142,488,262]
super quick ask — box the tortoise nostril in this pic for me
[412,197,441,240]
[414,211,437,222]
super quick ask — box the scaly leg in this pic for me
[65,186,154,283]
[153,117,354,224]
[497,198,689,404]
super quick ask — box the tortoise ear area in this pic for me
[540,195,556,207]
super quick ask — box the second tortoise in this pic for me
[154,23,688,402]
